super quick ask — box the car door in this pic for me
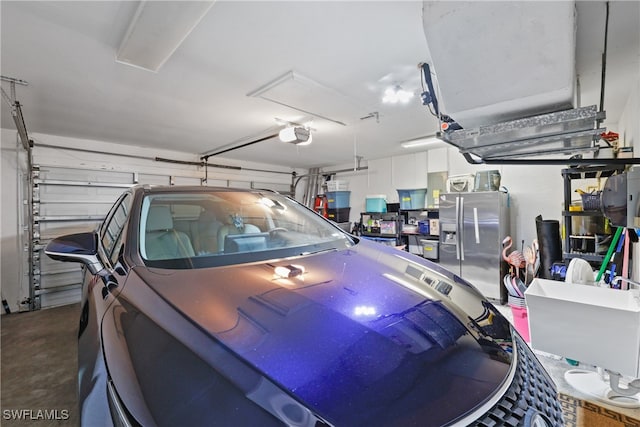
[77,191,135,424]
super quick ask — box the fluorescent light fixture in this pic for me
[382,85,414,104]
[400,136,442,149]
[117,1,215,72]
[279,127,312,145]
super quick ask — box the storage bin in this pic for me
[397,188,427,209]
[366,195,387,212]
[525,278,640,377]
[327,208,351,222]
[408,235,422,255]
[446,174,474,192]
[510,306,530,342]
[580,191,601,211]
[386,203,400,213]
[421,239,439,260]
[326,180,349,192]
[402,224,418,233]
[326,191,351,209]
[334,222,351,233]
[474,170,501,191]
[380,220,397,235]
[418,220,430,234]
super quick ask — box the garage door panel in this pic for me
[203,179,228,187]
[40,269,83,289]
[26,150,293,310]
[253,182,291,194]
[39,221,100,241]
[38,202,113,217]
[135,174,202,186]
[39,255,84,275]
[38,167,135,184]
[137,174,173,185]
[173,176,202,186]
[39,184,126,202]
[228,180,252,189]
[39,287,82,309]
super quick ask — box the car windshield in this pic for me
[139,190,354,268]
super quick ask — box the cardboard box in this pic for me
[525,279,640,377]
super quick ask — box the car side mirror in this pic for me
[45,232,104,275]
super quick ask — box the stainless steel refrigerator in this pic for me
[439,191,510,301]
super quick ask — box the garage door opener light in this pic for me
[279,126,312,146]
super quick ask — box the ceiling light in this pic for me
[382,85,414,104]
[279,127,312,145]
[400,136,442,149]
[117,1,215,72]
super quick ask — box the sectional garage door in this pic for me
[25,142,293,310]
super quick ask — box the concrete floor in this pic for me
[1,304,79,426]
[1,303,639,426]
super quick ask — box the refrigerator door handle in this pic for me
[459,196,465,261]
[455,196,461,260]
[473,207,480,244]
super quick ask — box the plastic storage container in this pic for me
[326,180,349,192]
[327,208,350,222]
[510,306,530,342]
[580,191,602,211]
[421,239,439,260]
[379,220,397,235]
[326,191,351,209]
[446,174,474,192]
[418,220,430,234]
[525,278,640,377]
[366,195,387,212]
[474,170,501,191]
[397,188,427,209]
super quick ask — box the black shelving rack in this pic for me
[359,212,404,246]
[561,165,625,264]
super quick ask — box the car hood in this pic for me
[137,242,514,426]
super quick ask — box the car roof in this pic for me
[133,185,278,194]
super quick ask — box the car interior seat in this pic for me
[192,209,223,254]
[145,206,195,260]
[217,214,262,253]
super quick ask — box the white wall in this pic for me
[0,130,301,313]
[618,77,639,153]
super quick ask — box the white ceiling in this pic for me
[1,1,638,169]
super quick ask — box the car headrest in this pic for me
[147,206,173,231]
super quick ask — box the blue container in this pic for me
[366,195,387,212]
[397,188,427,210]
[326,191,351,209]
[418,220,430,234]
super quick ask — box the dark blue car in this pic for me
[45,185,563,426]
